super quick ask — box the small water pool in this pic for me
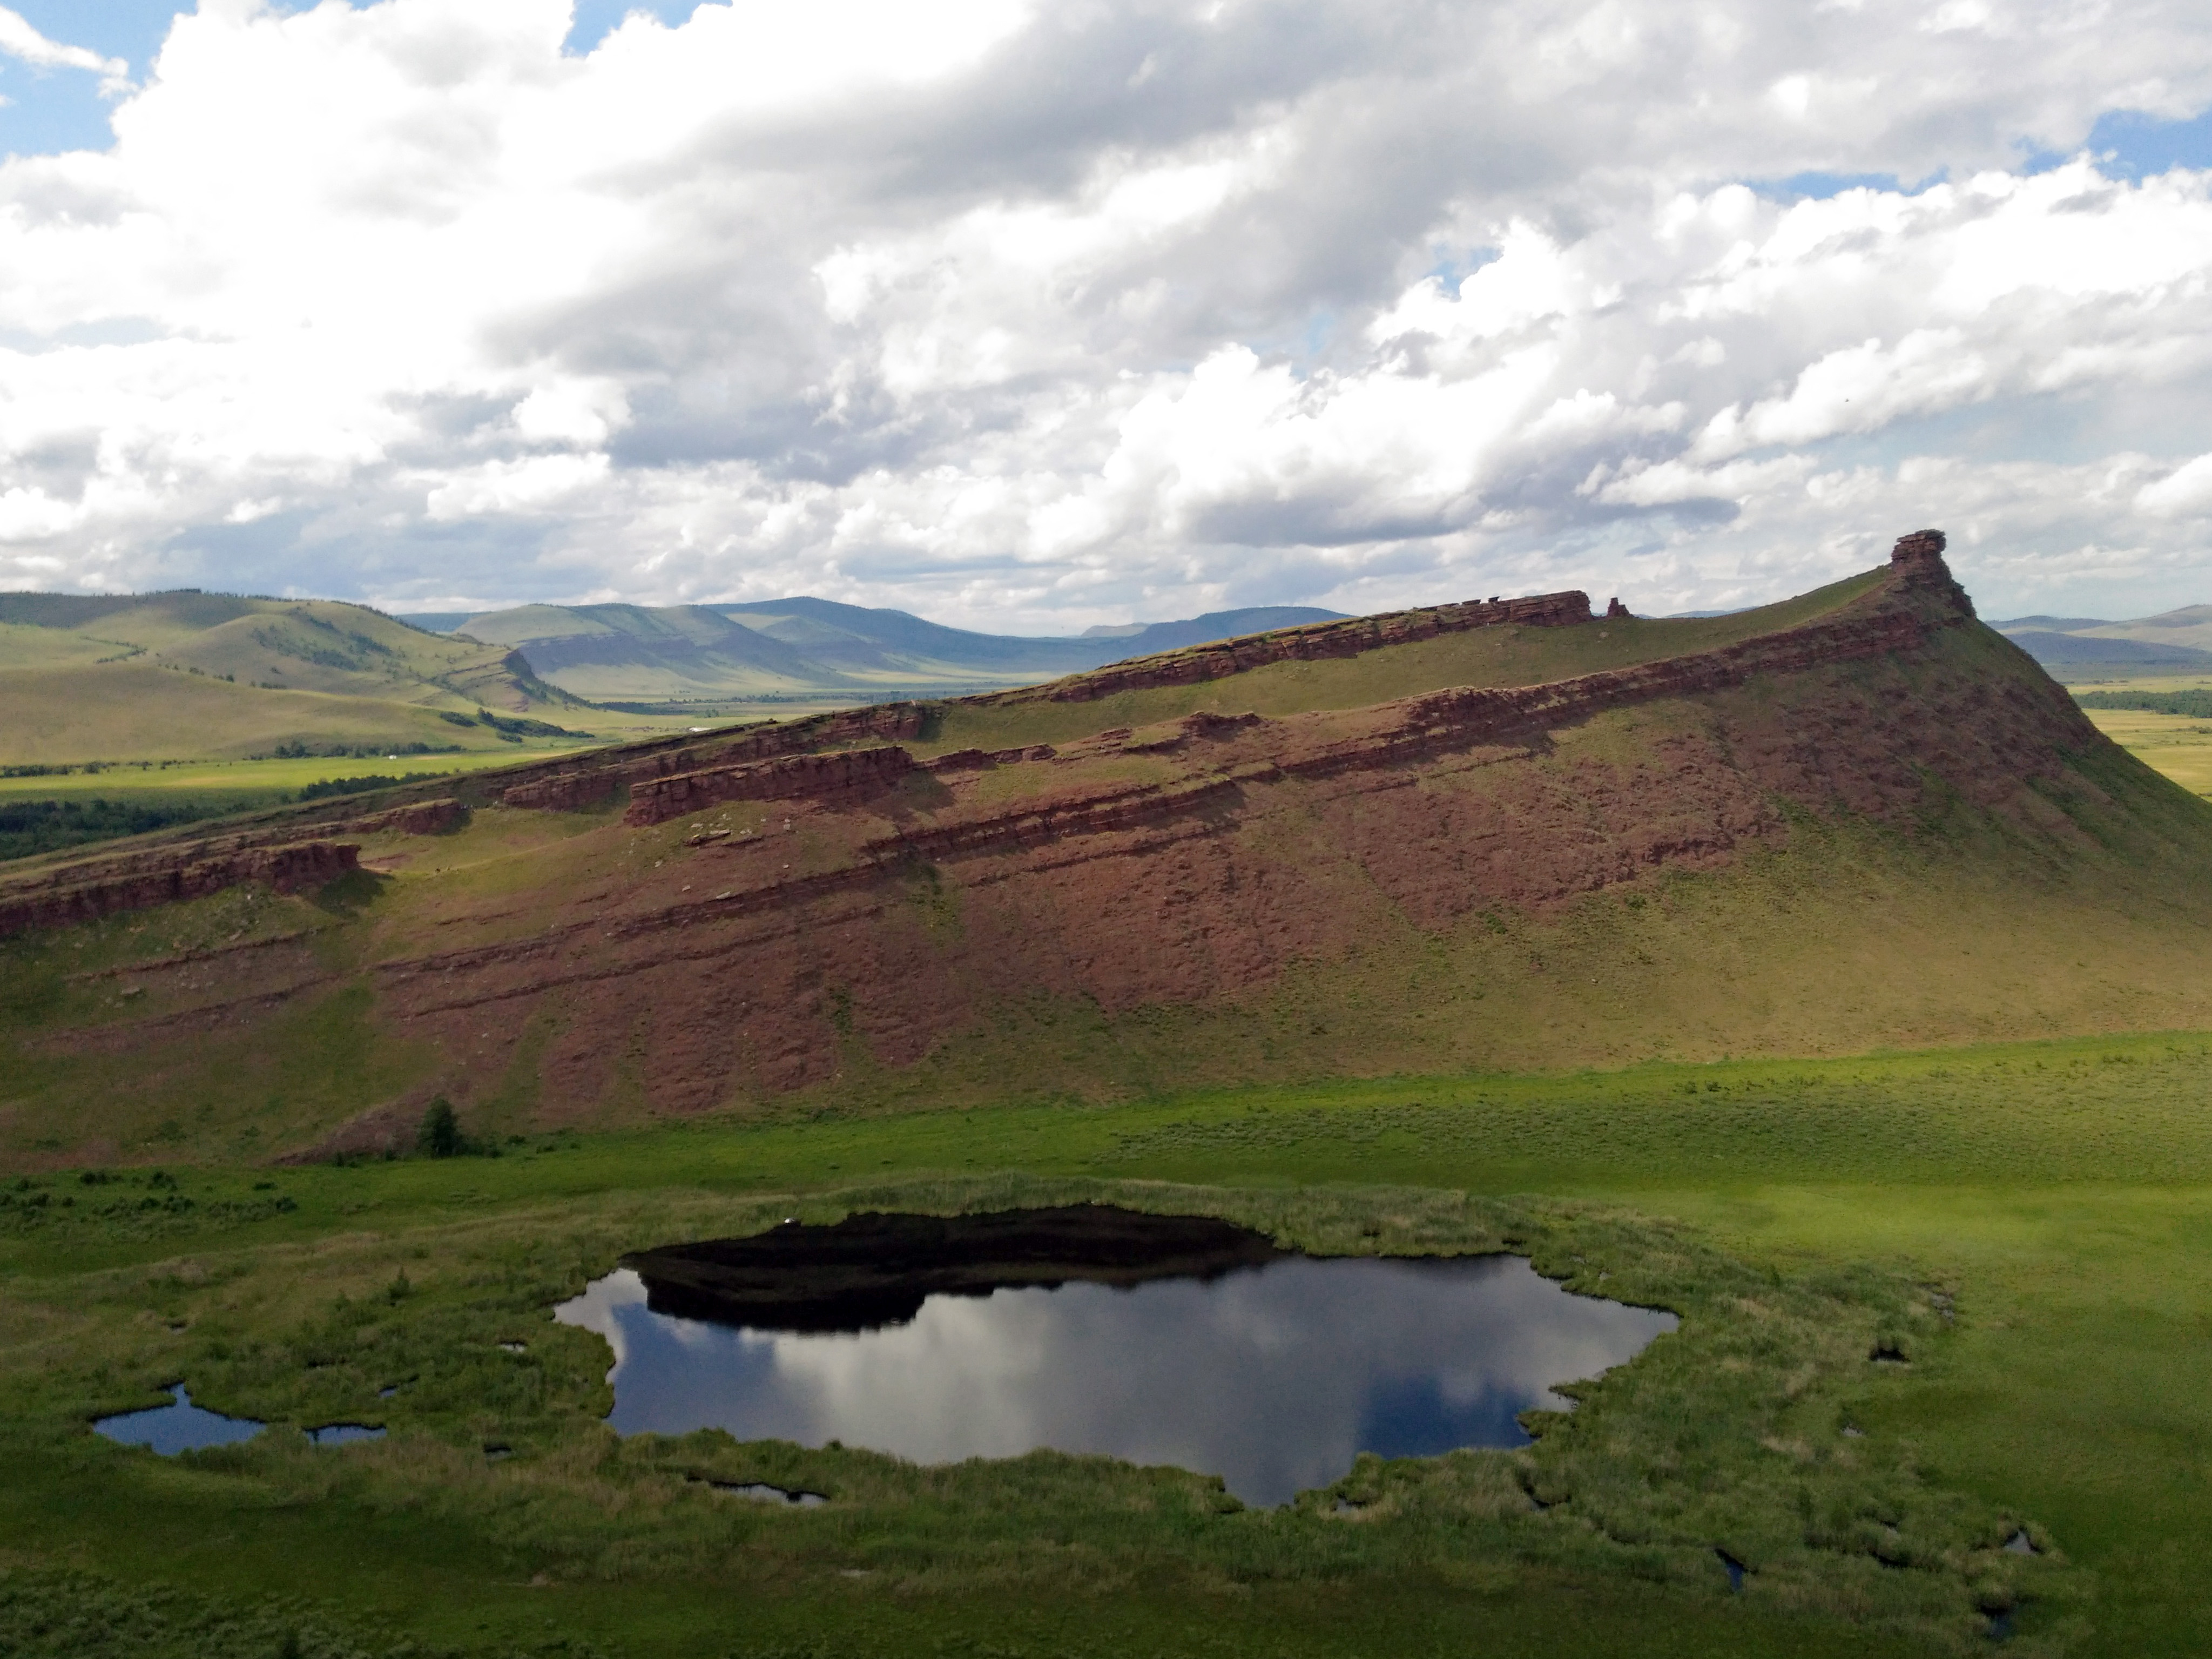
[304,1422,387,1446]
[555,1205,1677,1506]
[95,1387,387,1454]
[94,1385,265,1454]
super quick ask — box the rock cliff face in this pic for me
[8,532,2155,1146]
[992,589,1596,705]
[500,705,926,812]
[0,840,360,938]
[0,799,464,940]
[626,745,919,827]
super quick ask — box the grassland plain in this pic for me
[4,1036,2211,1656]
[0,750,618,862]
[2073,704,2212,795]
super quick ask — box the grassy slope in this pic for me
[922,571,1884,753]
[0,619,123,670]
[460,602,1070,703]
[457,603,837,701]
[0,592,586,767]
[0,664,537,764]
[0,750,608,864]
[9,742,2212,1169]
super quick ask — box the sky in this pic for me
[1,3,2210,631]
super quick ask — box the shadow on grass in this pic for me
[311,868,390,918]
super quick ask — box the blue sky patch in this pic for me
[1751,170,1927,202]
[567,2,710,56]
[0,4,719,158]
[2076,105,2212,179]
[0,0,176,157]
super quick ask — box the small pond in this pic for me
[94,1386,387,1455]
[555,1204,1676,1506]
[94,1385,265,1454]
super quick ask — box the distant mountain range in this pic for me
[398,598,1348,704]
[1990,606,2212,672]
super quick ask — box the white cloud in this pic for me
[0,0,2210,624]
[0,8,130,93]
[2137,453,2212,519]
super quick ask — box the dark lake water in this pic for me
[554,1205,1676,1505]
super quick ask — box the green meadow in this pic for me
[0,750,603,862]
[4,1033,2210,1657]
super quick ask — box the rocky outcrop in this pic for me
[0,798,460,940]
[1277,578,1966,781]
[986,589,1596,706]
[0,841,359,938]
[863,773,1258,866]
[339,798,467,837]
[502,704,927,812]
[625,745,920,827]
[927,745,1056,772]
[1891,527,1952,569]
[813,556,1982,871]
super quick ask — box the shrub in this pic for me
[417,1097,464,1158]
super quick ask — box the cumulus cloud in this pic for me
[1,0,2210,624]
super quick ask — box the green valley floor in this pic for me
[4,1033,2210,1657]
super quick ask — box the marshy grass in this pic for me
[0,1172,2066,1657]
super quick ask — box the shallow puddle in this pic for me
[699,1478,826,1506]
[304,1423,387,1446]
[94,1385,265,1454]
[555,1204,1677,1505]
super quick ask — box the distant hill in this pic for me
[1992,607,2212,671]
[404,597,1347,703]
[0,590,587,765]
[1987,615,2111,633]
[2080,603,2212,651]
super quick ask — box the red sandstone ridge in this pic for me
[557,541,1984,850]
[19,530,2173,1139]
[308,536,2102,1109]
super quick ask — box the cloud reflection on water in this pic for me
[555,1253,1674,1505]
